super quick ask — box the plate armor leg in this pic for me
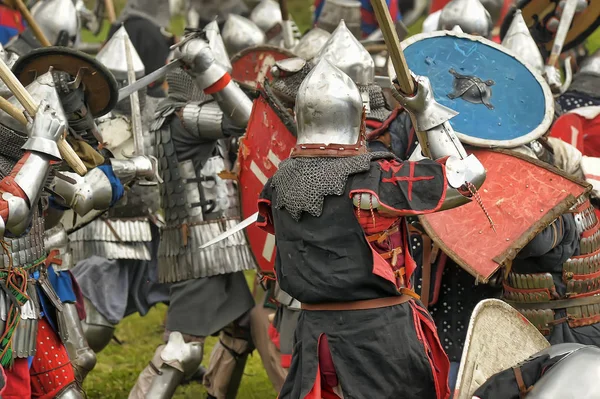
[81,298,116,353]
[59,303,97,383]
[129,332,204,399]
[55,382,86,399]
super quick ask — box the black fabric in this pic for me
[107,16,172,77]
[473,354,564,399]
[367,111,416,160]
[280,302,438,399]
[166,271,254,337]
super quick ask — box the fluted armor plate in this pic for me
[313,20,375,86]
[438,0,492,38]
[316,0,361,39]
[295,59,363,146]
[154,108,254,284]
[501,10,544,74]
[292,28,331,60]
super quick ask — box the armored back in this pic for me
[31,0,79,46]
[293,28,331,60]
[316,0,361,39]
[438,0,492,38]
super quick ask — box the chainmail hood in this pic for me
[271,152,393,221]
[166,67,207,103]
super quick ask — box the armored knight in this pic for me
[128,27,258,399]
[249,0,300,49]
[186,0,250,29]
[256,57,485,398]
[221,14,266,56]
[437,0,492,37]
[69,26,169,357]
[291,27,330,60]
[5,0,79,57]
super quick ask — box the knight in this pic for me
[437,0,492,37]
[256,56,486,398]
[221,14,266,56]
[127,26,259,399]
[69,26,169,358]
[313,0,400,38]
[250,0,300,49]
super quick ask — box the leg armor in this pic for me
[129,332,204,399]
[58,303,97,383]
[54,382,85,398]
[81,297,116,353]
[203,323,253,399]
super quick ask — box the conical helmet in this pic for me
[0,72,65,134]
[295,59,362,145]
[97,26,145,82]
[250,0,282,33]
[205,20,233,74]
[316,0,361,39]
[221,14,265,56]
[438,0,492,38]
[31,0,79,46]
[580,49,600,76]
[313,20,374,86]
[501,10,544,74]
[293,28,331,60]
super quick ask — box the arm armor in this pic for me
[210,80,253,129]
[52,168,113,216]
[109,156,154,186]
[392,75,486,209]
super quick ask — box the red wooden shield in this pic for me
[231,45,296,90]
[420,149,590,282]
[238,95,296,274]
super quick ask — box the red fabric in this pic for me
[268,323,281,350]
[281,354,292,369]
[30,318,75,399]
[257,198,275,234]
[410,301,450,399]
[550,112,600,157]
[301,334,342,399]
[204,73,232,95]
[367,107,403,141]
[3,358,30,399]
[0,6,25,32]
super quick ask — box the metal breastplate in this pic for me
[504,195,600,335]
[155,118,254,283]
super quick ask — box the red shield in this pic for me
[239,95,296,274]
[231,45,296,90]
[419,149,589,282]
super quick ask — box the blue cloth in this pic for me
[97,165,125,206]
[449,361,460,397]
[34,267,76,333]
[0,27,18,45]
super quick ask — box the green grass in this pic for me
[79,2,599,397]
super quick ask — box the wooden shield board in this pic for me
[231,45,295,90]
[420,149,590,282]
[238,95,296,274]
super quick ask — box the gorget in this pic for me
[271,152,393,221]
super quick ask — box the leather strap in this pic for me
[291,142,368,158]
[301,292,415,311]
[506,294,600,310]
[513,366,532,398]
[421,234,433,308]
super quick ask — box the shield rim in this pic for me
[399,30,555,148]
[418,148,591,282]
[12,46,119,118]
[230,45,296,90]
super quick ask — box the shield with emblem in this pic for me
[238,93,296,274]
[454,299,550,399]
[500,0,600,54]
[231,45,296,90]
[419,149,590,282]
[394,31,554,148]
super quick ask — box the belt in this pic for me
[505,294,600,310]
[301,292,416,311]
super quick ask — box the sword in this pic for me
[199,212,259,249]
[117,58,183,102]
[124,33,144,157]
[547,0,578,68]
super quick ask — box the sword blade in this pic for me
[117,58,183,102]
[199,212,259,249]
[124,36,145,156]
[547,0,578,67]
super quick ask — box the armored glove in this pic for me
[21,99,66,161]
[177,35,228,90]
[110,155,157,185]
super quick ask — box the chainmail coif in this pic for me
[271,152,393,221]
[166,67,208,103]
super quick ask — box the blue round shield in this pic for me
[397,31,554,148]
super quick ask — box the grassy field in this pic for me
[79,2,600,398]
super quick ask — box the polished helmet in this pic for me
[295,59,363,145]
[31,0,80,46]
[250,0,282,33]
[293,28,331,60]
[313,20,374,86]
[315,0,361,39]
[501,10,544,74]
[438,0,492,38]
[221,14,266,56]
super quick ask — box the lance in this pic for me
[0,57,88,175]
[6,0,52,46]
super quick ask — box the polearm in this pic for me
[104,0,116,23]
[369,0,414,95]
[546,0,578,68]
[0,57,88,175]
